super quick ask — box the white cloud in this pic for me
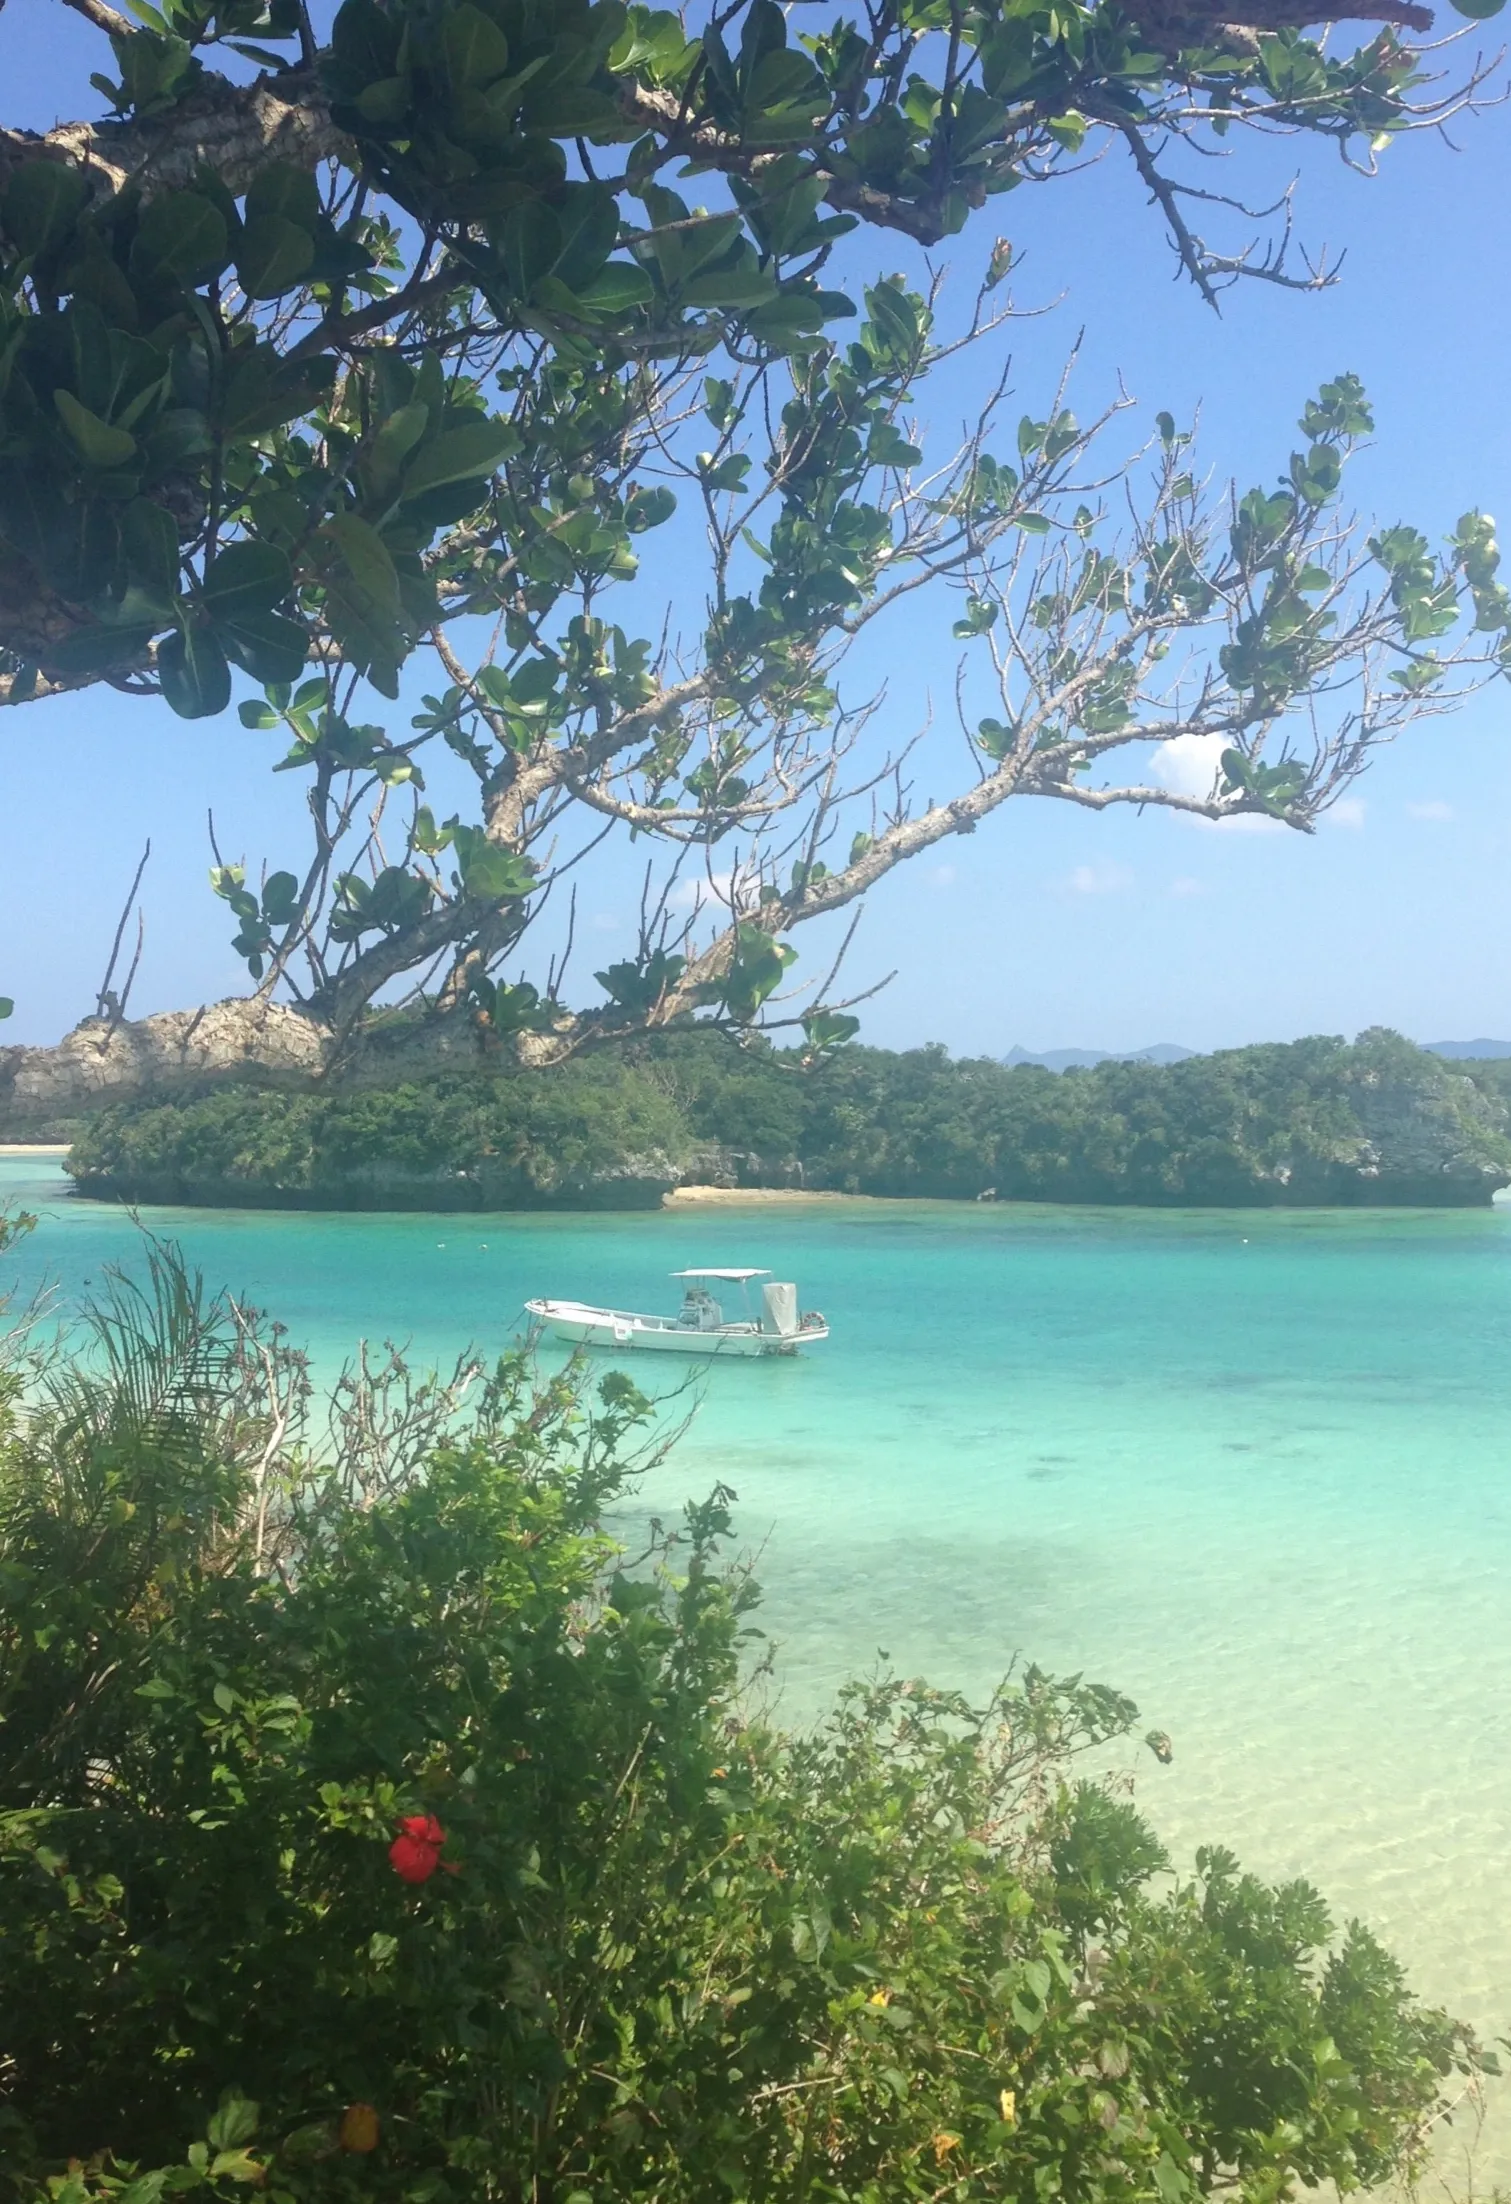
[1150,731,1226,802]
[931,862,957,888]
[1169,875,1206,898]
[1407,799,1454,822]
[668,868,735,911]
[1147,732,1282,834]
[667,869,766,919]
[1323,797,1366,831]
[1065,862,1134,895]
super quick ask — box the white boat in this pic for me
[524,1268,829,1358]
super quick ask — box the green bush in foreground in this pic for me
[0,1244,1489,2201]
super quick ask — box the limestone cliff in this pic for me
[0,998,505,1141]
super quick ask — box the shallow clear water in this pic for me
[5,1155,1510,2164]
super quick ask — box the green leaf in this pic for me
[364,401,430,493]
[443,0,513,89]
[244,161,320,233]
[116,2174,169,2204]
[237,214,315,299]
[122,497,181,606]
[802,1008,860,1050]
[452,824,536,902]
[2,160,88,255]
[723,922,796,1019]
[401,420,519,499]
[220,609,309,686]
[129,190,229,286]
[576,261,654,312]
[202,540,293,621]
[625,486,676,532]
[54,389,137,469]
[324,513,400,610]
[206,2090,259,2150]
[208,2150,264,2184]
[0,998,14,1020]
[159,624,231,719]
[1153,2155,1191,2203]
[952,595,998,639]
[201,544,305,681]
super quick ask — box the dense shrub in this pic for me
[64,1031,1511,1211]
[68,1063,691,1208]
[749,1029,1511,1202]
[0,1245,1490,2200]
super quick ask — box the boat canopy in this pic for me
[671,1267,772,1282]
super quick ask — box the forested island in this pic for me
[58,1027,1511,1211]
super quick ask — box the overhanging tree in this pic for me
[0,0,1505,1075]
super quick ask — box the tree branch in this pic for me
[59,0,133,36]
[0,67,349,208]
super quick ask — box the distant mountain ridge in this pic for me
[1003,1044,1197,1071]
[1004,1040,1511,1071]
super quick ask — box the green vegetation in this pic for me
[3,0,1507,1070]
[67,1030,1511,1209]
[66,1057,692,1209]
[1,1243,1491,2197]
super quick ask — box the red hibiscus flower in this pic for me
[388,1813,449,1884]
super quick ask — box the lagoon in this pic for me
[5,1152,1511,2165]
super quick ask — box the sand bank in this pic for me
[0,1143,69,1157]
[664,1184,881,1206]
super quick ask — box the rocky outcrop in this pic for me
[0,999,512,1140]
[0,1001,330,1139]
[1335,1047,1511,1203]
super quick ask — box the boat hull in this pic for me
[525,1299,827,1357]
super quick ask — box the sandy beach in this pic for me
[663,1184,879,1206]
[0,1143,68,1157]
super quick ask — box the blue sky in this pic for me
[3,6,1509,1055]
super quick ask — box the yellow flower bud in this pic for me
[339,2102,381,2154]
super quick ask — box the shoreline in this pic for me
[663,1184,887,1207]
[7,1154,1507,1215]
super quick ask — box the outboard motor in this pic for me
[761,1280,799,1337]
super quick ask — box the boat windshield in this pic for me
[679,1284,724,1330]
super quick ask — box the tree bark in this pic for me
[0,67,348,210]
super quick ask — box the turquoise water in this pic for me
[5,1154,1511,2162]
